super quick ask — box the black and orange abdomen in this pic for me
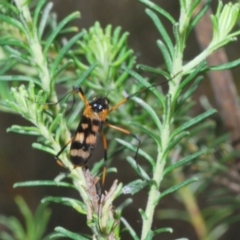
[70,116,103,166]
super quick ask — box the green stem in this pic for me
[141,8,184,236]
[182,47,211,74]
[140,156,164,239]
[141,124,169,239]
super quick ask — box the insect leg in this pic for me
[108,88,155,113]
[55,138,73,167]
[108,98,128,113]
[73,86,89,106]
[104,123,141,163]
[101,131,108,186]
[47,87,89,110]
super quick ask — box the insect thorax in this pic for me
[89,97,109,113]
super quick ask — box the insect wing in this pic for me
[70,116,102,166]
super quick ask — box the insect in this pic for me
[55,86,141,185]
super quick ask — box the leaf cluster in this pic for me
[0,196,51,240]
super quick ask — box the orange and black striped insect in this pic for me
[55,86,141,185]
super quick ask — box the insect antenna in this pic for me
[126,70,183,100]
[46,87,79,109]
[126,79,170,100]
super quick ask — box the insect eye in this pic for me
[92,103,102,110]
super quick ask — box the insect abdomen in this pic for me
[70,116,103,166]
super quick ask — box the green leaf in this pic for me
[153,227,173,235]
[0,59,18,75]
[121,217,139,240]
[0,37,30,52]
[112,31,130,58]
[115,56,136,87]
[116,198,133,212]
[139,209,147,221]
[7,125,40,136]
[0,1,18,14]
[130,122,160,149]
[156,40,172,72]
[171,109,217,140]
[33,0,47,31]
[0,216,25,240]
[13,180,76,189]
[112,49,133,67]
[50,31,85,79]
[0,14,25,33]
[188,0,211,36]
[112,26,122,45]
[208,58,240,71]
[156,177,198,203]
[189,120,215,137]
[210,133,230,148]
[126,156,150,181]
[1,47,29,65]
[43,12,80,56]
[179,61,206,91]
[177,76,204,108]
[136,63,169,78]
[114,138,138,154]
[208,224,228,240]
[0,231,15,240]
[49,113,62,133]
[37,1,53,39]
[163,131,189,158]
[139,0,175,24]
[41,197,86,214]
[0,75,41,86]
[163,150,205,177]
[145,9,174,59]
[145,227,173,240]
[133,96,162,133]
[206,209,232,233]
[74,62,98,87]
[33,203,51,240]
[145,230,155,240]
[52,59,74,79]
[122,66,165,105]
[115,138,155,168]
[15,197,34,240]
[122,179,148,195]
[53,227,89,240]
[32,143,56,155]
[59,26,79,34]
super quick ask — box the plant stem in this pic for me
[182,48,211,74]
[141,6,184,236]
[141,124,169,239]
[141,155,164,239]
